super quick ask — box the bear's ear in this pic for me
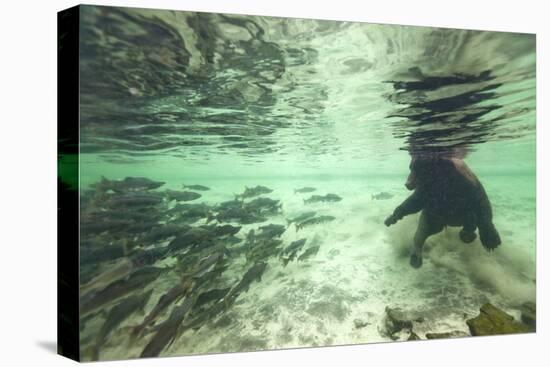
[449,158,478,185]
[440,157,456,168]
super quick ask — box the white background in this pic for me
[0,0,547,366]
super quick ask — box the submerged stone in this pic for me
[353,318,369,329]
[425,330,469,339]
[520,301,536,330]
[238,336,268,352]
[384,307,413,336]
[466,303,531,336]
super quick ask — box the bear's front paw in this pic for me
[384,215,397,227]
[409,254,423,269]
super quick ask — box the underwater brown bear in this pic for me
[385,154,501,268]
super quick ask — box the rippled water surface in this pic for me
[63,5,536,361]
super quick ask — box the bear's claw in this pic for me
[410,254,423,269]
[480,227,501,251]
[384,215,397,227]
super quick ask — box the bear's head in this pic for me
[405,154,456,190]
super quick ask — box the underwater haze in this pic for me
[69,5,535,361]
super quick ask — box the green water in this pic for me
[71,5,536,361]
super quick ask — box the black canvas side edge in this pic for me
[57,4,81,362]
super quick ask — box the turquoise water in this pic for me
[73,5,535,361]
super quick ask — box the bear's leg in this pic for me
[478,219,501,251]
[459,212,477,244]
[476,189,501,251]
[411,211,444,269]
